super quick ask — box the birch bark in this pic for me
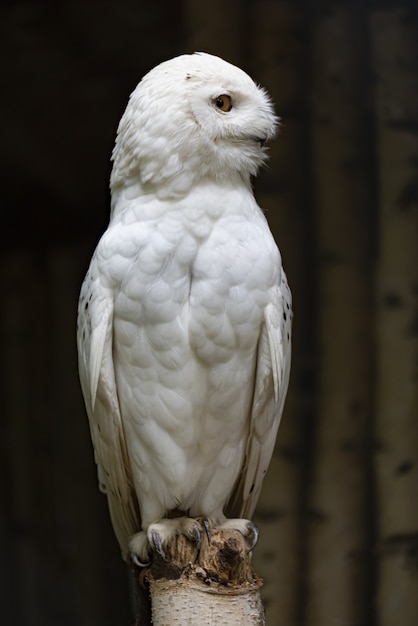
[134,529,265,625]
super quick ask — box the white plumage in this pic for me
[77,52,292,561]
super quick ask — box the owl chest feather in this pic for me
[106,190,278,368]
[98,189,279,482]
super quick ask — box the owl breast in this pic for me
[102,186,280,515]
[108,185,280,398]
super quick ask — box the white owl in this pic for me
[77,52,292,563]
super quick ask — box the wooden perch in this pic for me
[132,527,265,625]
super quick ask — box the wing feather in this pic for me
[226,279,292,519]
[77,271,139,557]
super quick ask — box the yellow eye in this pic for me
[214,94,232,112]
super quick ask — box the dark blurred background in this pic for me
[0,1,417,625]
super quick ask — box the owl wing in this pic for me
[226,278,292,519]
[77,271,139,558]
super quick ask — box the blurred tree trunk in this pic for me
[306,5,373,625]
[370,7,418,626]
[248,3,311,625]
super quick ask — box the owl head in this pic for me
[110,52,278,199]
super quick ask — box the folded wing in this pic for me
[227,279,292,519]
[77,272,139,557]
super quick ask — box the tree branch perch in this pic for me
[132,527,265,625]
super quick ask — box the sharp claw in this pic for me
[203,518,211,543]
[151,530,167,560]
[247,522,259,552]
[130,551,151,568]
[193,525,202,552]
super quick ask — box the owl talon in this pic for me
[193,525,202,552]
[203,518,211,543]
[130,550,151,568]
[151,530,167,560]
[246,522,259,552]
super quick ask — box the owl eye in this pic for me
[213,94,232,112]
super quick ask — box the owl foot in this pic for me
[197,517,258,552]
[218,518,259,552]
[129,516,202,565]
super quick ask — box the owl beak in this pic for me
[258,137,267,148]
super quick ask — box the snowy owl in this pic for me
[77,52,292,563]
